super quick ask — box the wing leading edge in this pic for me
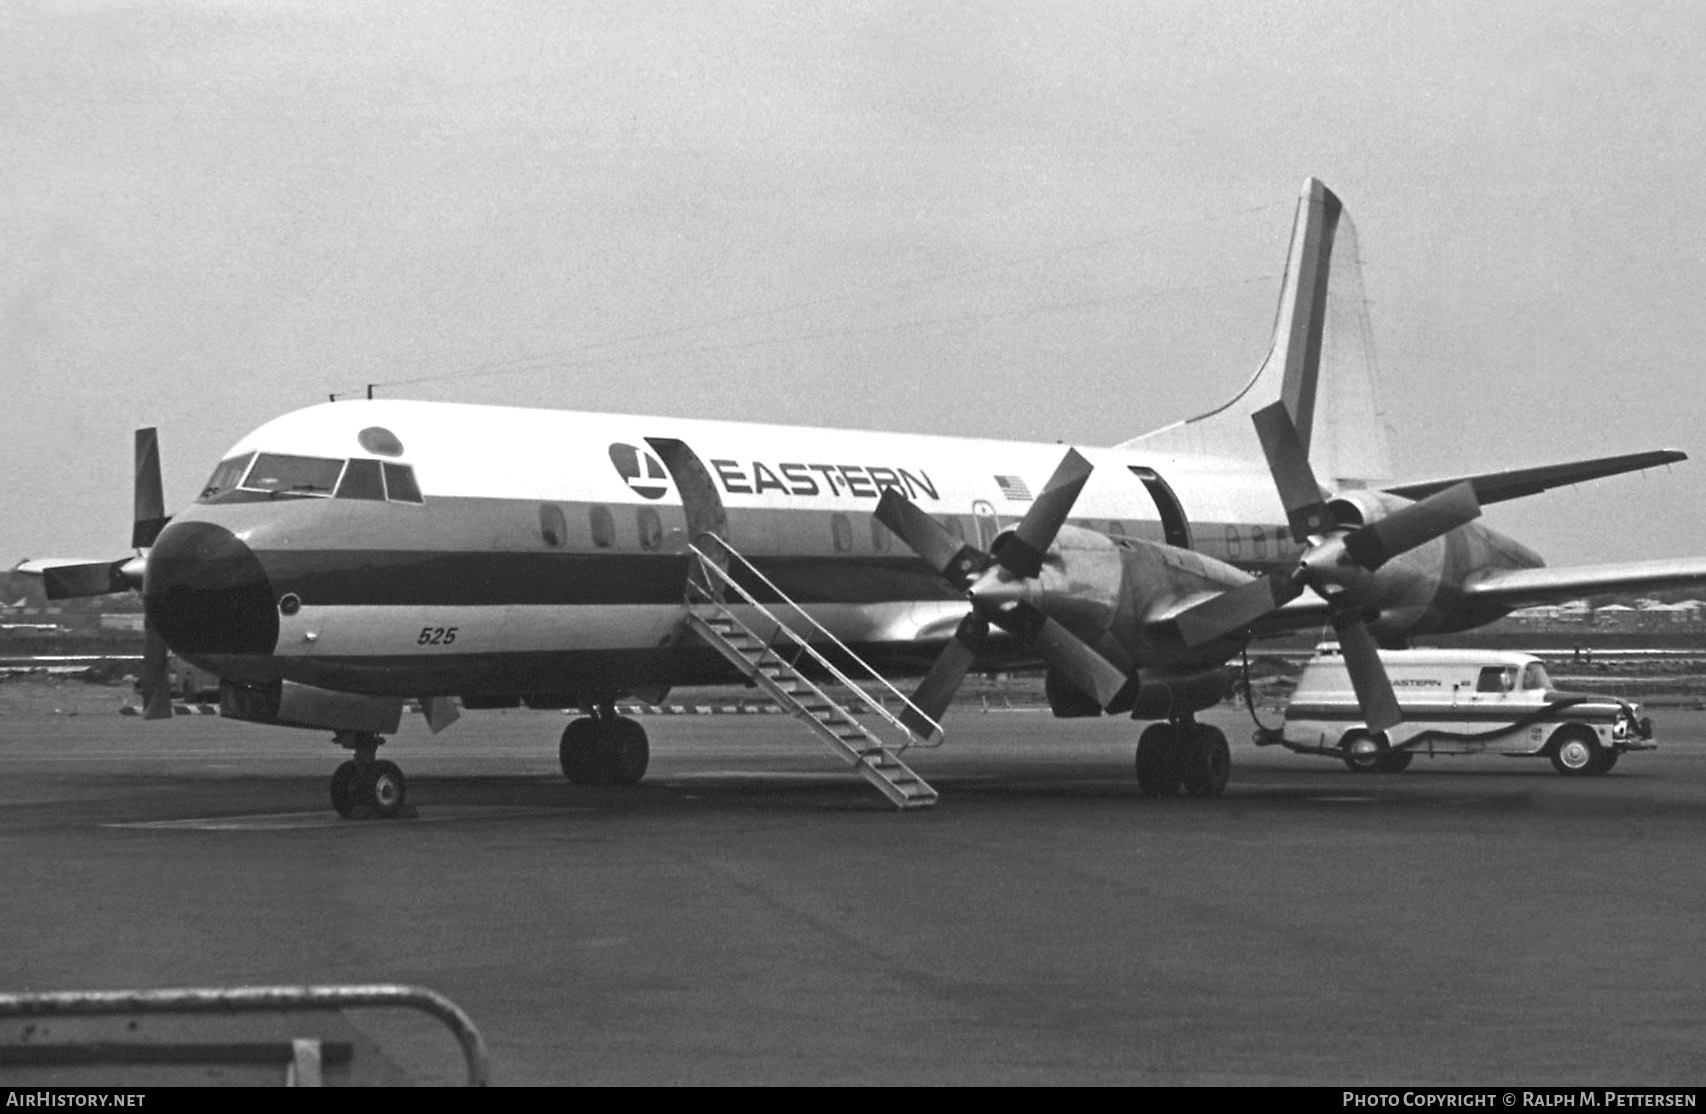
[1461,558,1706,610]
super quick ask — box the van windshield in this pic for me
[1521,662,1553,690]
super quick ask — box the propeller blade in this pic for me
[1173,571,1303,648]
[900,614,988,738]
[140,626,174,721]
[1333,614,1402,733]
[43,559,129,600]
[132,427,170,549]
[875,488,989,588]
[991,449,1093,578]
[1252,402,1334,541]
[1342,481,1481,571]
[1005,605,1133,711]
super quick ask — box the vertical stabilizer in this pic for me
[1120,178,1392,490]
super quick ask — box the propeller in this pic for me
[878,449,1135,733]
[38,429,174,720]
[1175,402,1482,732]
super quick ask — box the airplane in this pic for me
[30,177,1706,818]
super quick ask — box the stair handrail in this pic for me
[687,536,943,746]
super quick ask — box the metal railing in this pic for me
[687,536,943,747]
[0,984,489,1086]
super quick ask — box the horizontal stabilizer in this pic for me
[1384,450,1685,507]
[1463,558,1706,609]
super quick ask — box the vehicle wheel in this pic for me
[1549,725,1605,776]
[1135,723,1183,798]
[1178,725,1231,798]
[363,760,408,819]
[605,718,650,786]
[1341,730,1388,773]
[559,718,601,784]
[330,760,361,817]
[1381,750,1414,773]
[1599,750,1619,773]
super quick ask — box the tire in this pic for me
[560,718,600,784]
[1549,725,1605,776]
[1178,725,1231,798]
[364,760,408,819]
[605,718,650,787]
[1135,723,1183,798]
[1341,730,1389,773]
[1599,750,1619,773]
[1381,750,1414,773]
[330,760,361,817]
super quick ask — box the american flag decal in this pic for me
[994,475,1032,502]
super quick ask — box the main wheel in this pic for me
[1135,723,1183,798]
[362,760,408,819]
[1341,730,1389,773]
[560,717,601,784]
[1178,725,1231,798]
[1549,725,1605,776]
[604,718,650,787]
[330,760,361,817]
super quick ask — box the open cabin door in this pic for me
[646,437,730,602]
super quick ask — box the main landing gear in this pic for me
[1134,718,1231,799]
[329,731,413,820]
[559,708,650,787]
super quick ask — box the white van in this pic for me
[1270,645,1655,775]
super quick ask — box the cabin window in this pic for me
[871,516,892,553]
[831,513,853,553]
[337,458,386,501]
[539,504,567,548]
[589,505,615,549]
[240,453,344,498]
[637,507,664,551]
[197,453,255,502]
[381,463,423,504]
[1252,527,1269,560]
[1224,524,1241,560]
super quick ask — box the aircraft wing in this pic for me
[1382,450,1685,507]
[1459,558,1706,609]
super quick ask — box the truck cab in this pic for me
[1275,645,1655,775]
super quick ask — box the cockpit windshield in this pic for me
[240,453,345,497]
[1521,662,1553,690]
[197,453,255,502]
[195,451,423,505]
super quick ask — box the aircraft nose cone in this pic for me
[143,521,279,655]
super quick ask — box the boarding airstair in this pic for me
[683,537,941,810]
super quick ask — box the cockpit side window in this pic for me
[381,463,423,504]
[337,458,386,501]
[240,453,344,497]
[1521,662,1552,691]
[197,453,255,503]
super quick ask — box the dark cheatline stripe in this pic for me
[257,550,955,607]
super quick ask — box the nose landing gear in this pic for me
[559,708,650,787]
[330,731,414,820]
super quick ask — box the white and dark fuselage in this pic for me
[143,398,1541,707]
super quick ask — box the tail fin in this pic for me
[1120,177,1393,490]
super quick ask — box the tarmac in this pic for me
[2,699,1704,1085]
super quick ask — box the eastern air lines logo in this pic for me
[608,443,670,500]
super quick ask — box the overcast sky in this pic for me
[4,0,1703,566]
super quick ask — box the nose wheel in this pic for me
[329,732,413,819]
[560,711,650,786]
